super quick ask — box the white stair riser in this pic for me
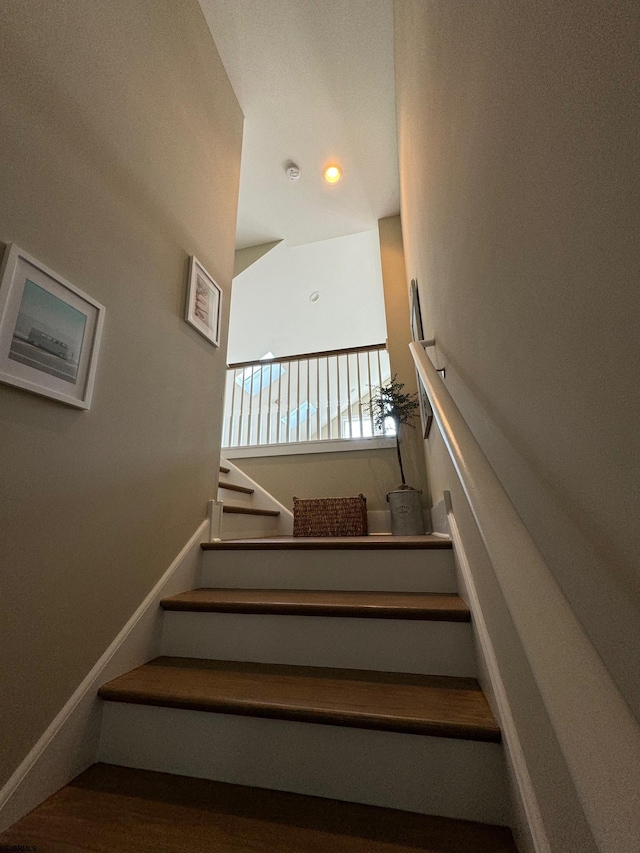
[201,549,456,592]
[99,702,510,825]
[160,612,476,676]
[220,513,280,540]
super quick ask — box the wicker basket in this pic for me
[293,494,368,537]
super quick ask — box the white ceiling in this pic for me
[198,0,400,249]
[227,231,387,364]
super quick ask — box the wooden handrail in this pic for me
[409,340,640,853]
[227,343,386,370]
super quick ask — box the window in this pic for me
[283,401,317,430]
[342,416,396,438]
[236,353,286,396]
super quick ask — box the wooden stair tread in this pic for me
[218,480,254,494]
[202,534,452,550]
[161,589,470,621]
[222,505,280,516]
[219,465,230,473]
[98,657,500,742]
[0,763,518,852]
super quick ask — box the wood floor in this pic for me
[0,763,518,852]
[98,657,501,741]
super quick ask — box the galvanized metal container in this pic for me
[387,488,425,536]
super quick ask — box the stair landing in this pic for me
[0,763,518,852]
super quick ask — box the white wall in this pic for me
[227,230,387,363]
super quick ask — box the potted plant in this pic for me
[367,376,425,535]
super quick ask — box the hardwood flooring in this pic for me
[160,589,471,621]
[98,657,500,741]
[0,763,518,852]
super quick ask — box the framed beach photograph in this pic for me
[185,256,222,347]
[409,278,433,438]
[0,244,105,410]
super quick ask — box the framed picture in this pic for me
[409,278,424,344]
[409,278,433,437]
[186,256,222,347]
[417,380,433,438]
[0,244,105,410]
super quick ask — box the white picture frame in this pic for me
[0,244,105,410]
[185,256,222,347]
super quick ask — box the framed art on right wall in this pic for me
[409,278,433,438]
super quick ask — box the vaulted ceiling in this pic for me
[198,0,400,249]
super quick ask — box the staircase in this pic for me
[92,533,514,844]
[217,461,293,539]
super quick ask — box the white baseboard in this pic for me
[0,518,209,833]
[430,499,448,536]
[443,491,550,853]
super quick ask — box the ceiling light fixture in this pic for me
[323,164,342,184]
[309,292,320,303]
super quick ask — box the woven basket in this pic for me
[292,494,368,537]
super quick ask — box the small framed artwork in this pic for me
[409,278,433,437]
[409,278,424,344]
[185,256,222,347]
[417,382,433,438]
[0,244,105,410]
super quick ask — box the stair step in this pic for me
[222,505,280,517]
[218,480,254,494]
[0,763,517,852]
[161,589,470,621]
[160,596,476,675]
[200,542,456,592]
[98,657,500,742]
[203,534,451,550]
[219,465,230,474]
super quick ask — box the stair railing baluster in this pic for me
[276,359,283,443]
[247,367,255,445]
[356,351,364,438]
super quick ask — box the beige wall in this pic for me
[394,0,639,848]
[378,215,430,500]
[229,448,399,512]
[233,241,282,280]
[0,0,242,789]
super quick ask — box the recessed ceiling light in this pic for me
[309,292,320,303]
[323,164,342,184]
